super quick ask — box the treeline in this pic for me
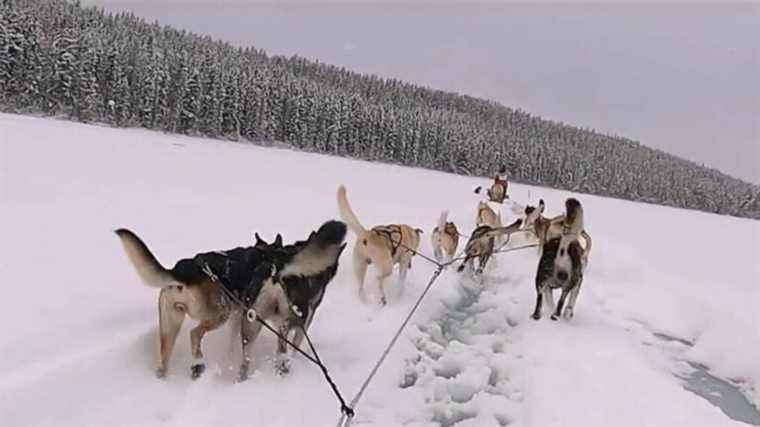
[1,0,758,219]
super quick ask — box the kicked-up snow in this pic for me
[1,113,758,426]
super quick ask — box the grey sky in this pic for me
[93,1,759,184]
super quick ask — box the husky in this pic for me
[337,185,422,305]
[431,211,460,263]
[531,198,589,321]
[115,220,346,381]
[457,219,523,274]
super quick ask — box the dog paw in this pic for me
[531,313,541,321]
[563,308,574,320]
[190,363,206,380]
[155,367,167,379]
[380,296,388,306]
[550,314,560,321]
[274,358,291,376]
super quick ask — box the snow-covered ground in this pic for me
[1,113,758,427]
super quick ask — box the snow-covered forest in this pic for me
[2,0,758,219]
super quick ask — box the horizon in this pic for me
[83,2,760,185]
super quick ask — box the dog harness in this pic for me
[373,225,404,257]
[444,222,459,239]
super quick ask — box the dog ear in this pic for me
[415,228,423,235]
[525,205,535,215]
[254,232,267,247]
[538,199,545,213]
[474,186,482,194]
[274,234,283,247]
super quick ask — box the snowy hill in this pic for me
[1,113,758,426]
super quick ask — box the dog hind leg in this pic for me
[531,284,545,320]
[353,245,369,301]
[157,289,185,378]
[563,277,583,320]
[189,317,226,379]
[377,264,393,306]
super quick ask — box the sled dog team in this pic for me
[116,177,592,380]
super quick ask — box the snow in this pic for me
[1,113,758,427]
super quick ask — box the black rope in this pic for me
[198,260,354,419]
[493,242,539,254]
[338,266,445,427]
[300,324,355,418]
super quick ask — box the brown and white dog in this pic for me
[431,210,460,263]
[337,185,422,305]
[531,198,590,321]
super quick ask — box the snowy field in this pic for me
[1,113,758,426]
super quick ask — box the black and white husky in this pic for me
[115,220,346,381]
[531,198,589,321]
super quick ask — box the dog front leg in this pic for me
[239,316,263,382]
[543,287,555,314]
[274,320,293,376]
[398,257,410,286]
[563,277,583,320]
[457,255,474,273]
[291,309,314,353]
[532,283,545,320]
[552,287,571,321]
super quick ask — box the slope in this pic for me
[1,113,758,426]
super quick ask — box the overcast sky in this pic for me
[90,1,759,184]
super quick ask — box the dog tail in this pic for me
[437,210,448,234]
[487,218,523,238]
[115,228,176,288]
[337,185,367,235]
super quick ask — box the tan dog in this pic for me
[431,210,460,263]
[476,200,502,228]
[337,185,422,305]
